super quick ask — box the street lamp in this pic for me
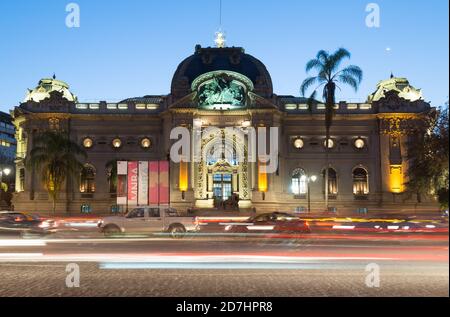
[301,174,317,213]
[3,168,11,176]
[0,167,12,194]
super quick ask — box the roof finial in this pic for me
[214,30,226,48]
[390,72,394,79]
[53,73,56,80]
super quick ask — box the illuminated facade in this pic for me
[0,111,16,162]
[11,45,437,215]
[1,111,16,207]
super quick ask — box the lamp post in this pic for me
[0,167,12,200]
[0,167,11,183]
[301,174,317,213]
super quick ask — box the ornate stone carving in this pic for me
[23,90,74,112]
[241,145,249,199]
[375,90,429,113]
[48,118,60,130]
[195,128,250,200]
[382,91,405,111]
[197,75,246,107]
[201,52,213,64]
[379,116,424,136]
[229,51,241,65]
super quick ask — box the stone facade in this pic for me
[11,46,437,215]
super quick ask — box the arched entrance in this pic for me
[193,128,251,209]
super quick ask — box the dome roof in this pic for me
[171,45,273,99]
[24,77,77,103]
[368,75,423,103]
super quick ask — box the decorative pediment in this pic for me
[210,159,236,173]
[380,91,407,111]
[21,90,75,113]
[190,71,254,110]
[375,90,430,113]
[197,75,246,107]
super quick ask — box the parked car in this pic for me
[98,206,200,238]
[0,211,57,236]
[223,212,311,234]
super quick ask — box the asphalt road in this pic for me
[0,233,448,297]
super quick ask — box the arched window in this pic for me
[322,168,338,195]
[80,165,96,193]
[353,167,369,195]
[292,168,307,195]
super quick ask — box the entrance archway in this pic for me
[193,128,251,209]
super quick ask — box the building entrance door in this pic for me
[212,173,232,201]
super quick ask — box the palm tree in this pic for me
[300,48,363,211]
[26,131,87,214]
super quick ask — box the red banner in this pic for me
[127,161,138,205]
[148,161,159,205]
[118,161,170,206]
[159,161,169,204]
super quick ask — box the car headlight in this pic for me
[39,221,51,229]
[224,225,233,231]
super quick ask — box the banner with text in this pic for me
[117,161,170,207]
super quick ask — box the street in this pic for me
[0,232,448,297]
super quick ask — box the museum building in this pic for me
[11,44,435,215]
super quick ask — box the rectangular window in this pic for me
[222,183,232,200]
[353,180,369,195]
[135,104,146,110]
[149,208,160,217]
[19,168,25,192]
[298,104,309,110]
[285,104,297,110]
[147,104,159,110]
[81,204,92,214]
[292,178,300,194]
[292,178,307,195]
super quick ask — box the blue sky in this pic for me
[0,0,448,112]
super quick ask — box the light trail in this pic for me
[0,253,43,259]
[0,232,447,244]
[332,225,356,230]
[0,240,47,246]
[64,223,99,228]
[99,255,392,270]
[0,248,447,263]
